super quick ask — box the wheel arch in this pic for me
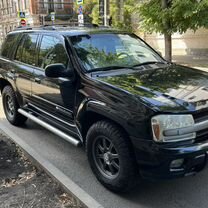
[0,78,24,106]
[84,113,138,192]
[78,110,134,150]
[0,78,12,93]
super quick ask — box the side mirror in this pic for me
[45,64,73,78]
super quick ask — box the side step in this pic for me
[18,109,81,147]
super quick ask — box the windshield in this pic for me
[69,33,164,72]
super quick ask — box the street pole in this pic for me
[99,0,104,25]
[104,0,107,26]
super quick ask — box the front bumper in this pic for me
[131,137,208,180]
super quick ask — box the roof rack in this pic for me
[13,23,111,32]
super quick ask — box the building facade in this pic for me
[0,0,74,46]
[0,0,39,45]
[35,0,74,25]
[0,0,19,44]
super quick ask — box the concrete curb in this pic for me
[0,124,104,208]
[193,67,208,72]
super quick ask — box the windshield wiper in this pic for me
[131,61,168,68]
[87,61,168,73]
[88,65,134,73]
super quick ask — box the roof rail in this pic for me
[14,26,33,31]
[13,25,57,31]
[13,24,112,32]
[41,25,57,30]
[41,23,111,28]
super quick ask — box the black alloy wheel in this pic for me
[92,135,120,179]
[86,120,137,193]
[5,94,15,119]
[2,85,27,126]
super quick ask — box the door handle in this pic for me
[34,78,41,84]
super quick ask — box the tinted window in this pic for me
[38,35,68,69]
[15,34,38,65]
[1,33,20,58]
[15,37,25,61]
[21,34,38,65]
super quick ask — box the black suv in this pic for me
[1,26,208,192]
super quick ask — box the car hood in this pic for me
[94,64,208,112]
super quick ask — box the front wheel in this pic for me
[86,120,137,193]
[2,85,27,126]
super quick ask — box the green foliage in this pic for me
[91,4,101,24]
[139,0,208,35]
[109,0,139,31]
[109,0,121,28]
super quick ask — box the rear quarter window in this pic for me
[1,33,20,59]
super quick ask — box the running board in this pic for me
[18,109,81,147]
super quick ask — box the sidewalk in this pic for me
[0,131,80,208]
[173,55,208,72]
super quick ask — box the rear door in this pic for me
[14,33,39,101]
[0,33,22,89]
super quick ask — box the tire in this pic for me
[86,120,137,193]
[2,85,27,126]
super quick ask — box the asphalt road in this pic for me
[1,100,208,208]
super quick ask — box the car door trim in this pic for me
[31,94,73,114]
[28,103,76,127]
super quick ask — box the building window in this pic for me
[6,0,9,14]
[13,1,16,13]
[18,0,21,11]
[48,0,55,12]
[57,0,63,9]
[24,0,27,10]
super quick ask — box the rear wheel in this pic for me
[2,86,27,126]
[86,120,137,193]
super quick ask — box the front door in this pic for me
[31,34,76,125]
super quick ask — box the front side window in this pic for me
[70,33,164,72]
[38,35,69,69]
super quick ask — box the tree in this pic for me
[110,0,136,31]
[139,0,208,61]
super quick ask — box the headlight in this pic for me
[151,114,196,142]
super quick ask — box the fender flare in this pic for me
[76,99,130,137]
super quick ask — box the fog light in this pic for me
[170,159,184,169]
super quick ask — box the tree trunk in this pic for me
[162,0,172,62]
[164,33,172,62]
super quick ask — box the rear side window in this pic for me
[15,34,38,66]
[1,33,20,58]
[38,35,69,69]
